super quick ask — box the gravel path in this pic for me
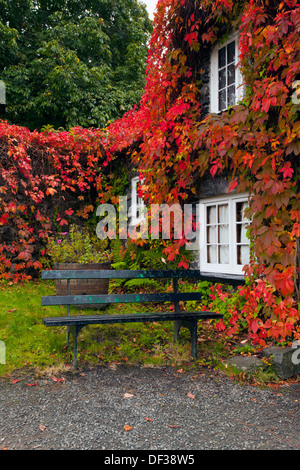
[0,365,299,453]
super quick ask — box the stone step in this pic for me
[226,342,300,380]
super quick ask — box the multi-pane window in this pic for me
[199,195,250,275]
[210,34,244,113]
[218,41,236,111]
[130,176,145,226]
[236,201,249,266]
[206,203,229,265]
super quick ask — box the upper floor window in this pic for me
[210,33,244,113]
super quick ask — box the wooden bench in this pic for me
[41,269,244,368]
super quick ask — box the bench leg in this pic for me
[174,320,198,359]
[66,326,71,349]
[69,325,85,368]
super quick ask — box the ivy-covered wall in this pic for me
[105,0,300,344]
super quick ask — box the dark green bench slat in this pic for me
[43,311,222,327]
[42,269,195,280]
[41,269,245,285]
[41,291,202,306]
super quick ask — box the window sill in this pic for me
[198,271,246,285]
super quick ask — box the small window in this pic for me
[199,194,250,275]
[130,176,145,227]
[210,34,244,113]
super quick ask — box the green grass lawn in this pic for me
[0,280,67,373]
[0,279,224,376]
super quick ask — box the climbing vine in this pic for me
[0,0,299,344]
[0,122,119,281]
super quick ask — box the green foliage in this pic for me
[0,0,152,130]
[47,225,111,264]
[112,236,195,271]
[111,238,162,271]
[110,238,160,289]
[110,237,195,289]
[232,343,254,355]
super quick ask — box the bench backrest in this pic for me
[41,269,245,309]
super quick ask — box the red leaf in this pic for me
[52,376,65,383]
[59,219,68,226]
[18,251,31,261]
[184,31,198,45]
[65,208,74,216]
[250,318,259,334]
[228,179,239,193]
[274,270,295,295]
[0,214,8,225]
[215,320,226,332]
[280,164,294,178]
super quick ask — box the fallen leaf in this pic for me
[167,425,180,429]
[145,417,153,422]
[176,368,183,374]
[1,445,7,450]
[124,425,133,432]
[187,392,195,399]
[7,309,17,312]
[123,393,134,398]
[26,383,37,387]
[39,425,46,432]
[52,377,65,383]
[12,379,20,384]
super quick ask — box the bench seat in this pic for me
[43,310,222,368]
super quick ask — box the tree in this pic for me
[0,0,152,130]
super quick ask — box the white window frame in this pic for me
[130,176,146,227]
[199,193,250,275]
[210,32,244,113]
